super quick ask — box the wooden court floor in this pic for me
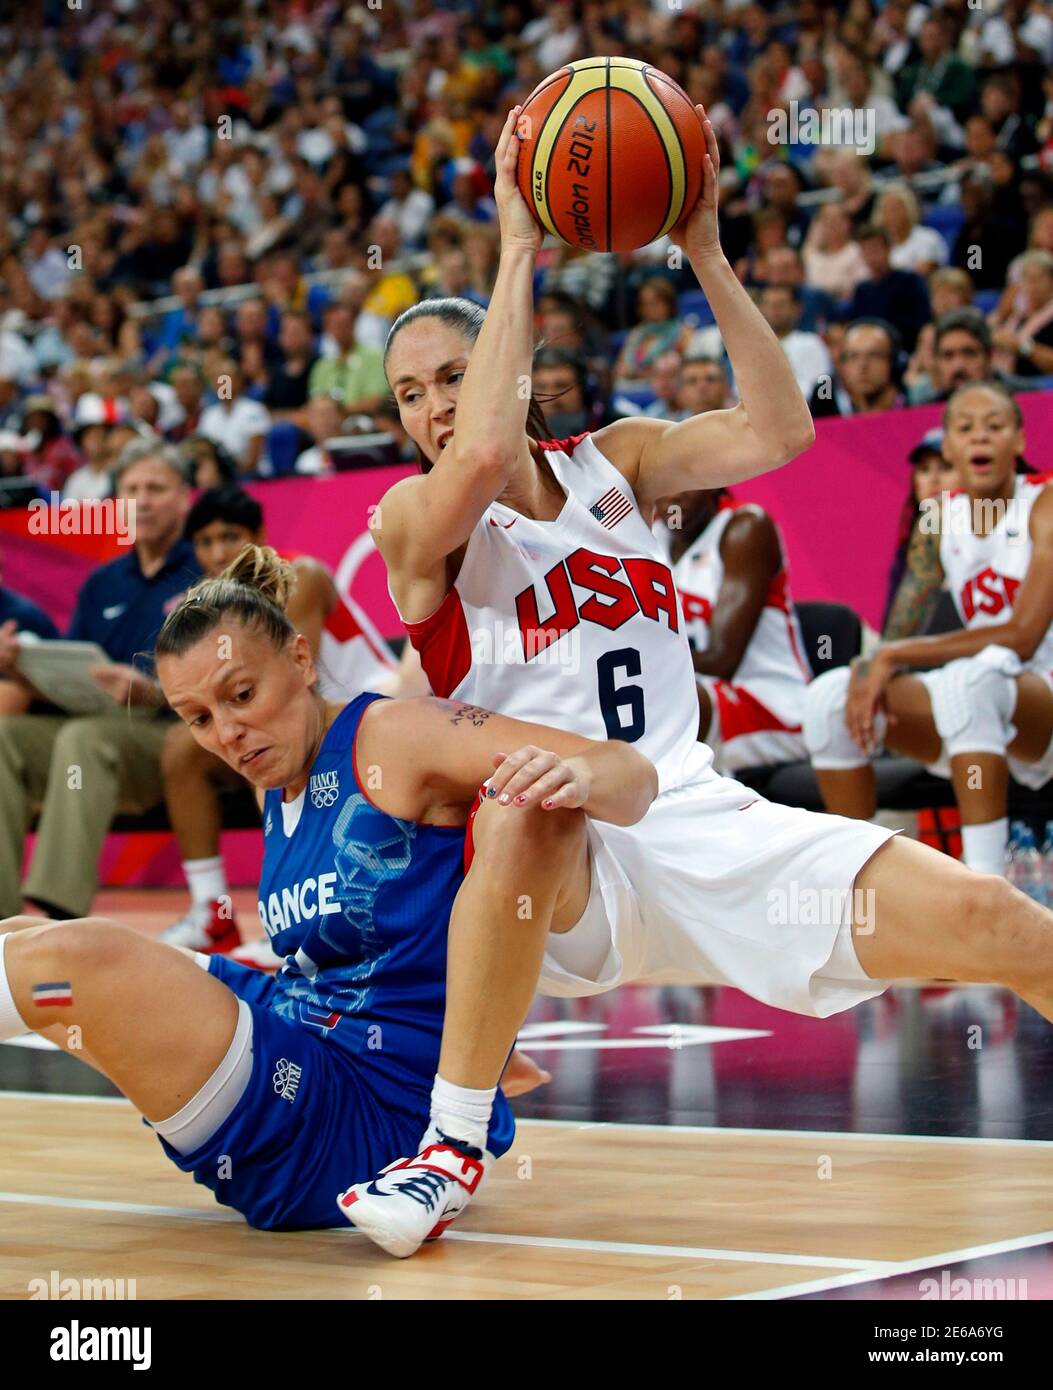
[3,1092,1052,1300]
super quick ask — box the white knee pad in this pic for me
[803,665,884,769]
[926,651,1018,759]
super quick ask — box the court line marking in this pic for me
[517,1118,1053,1148]
[730,1228,1053,1300]
[3,1091,1052,1149]
[0,1189,886,1270]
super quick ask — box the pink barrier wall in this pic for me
[7,398,1052,638]
[735,392,1053,631]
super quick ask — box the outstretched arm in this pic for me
[591,107,815,511]
[377,106,541,611]
[357,695,659,828]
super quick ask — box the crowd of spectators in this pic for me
[0,0,1050,502]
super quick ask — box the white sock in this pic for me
[183,856,227,911]
[428,1074,496,1153]
[0,933,29,1041]
[961,818,1009,875]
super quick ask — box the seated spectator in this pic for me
[756,244,837,333]
[359,218,419,329]
[950,172,1029,291]
[678,354,732,415]
[62,393,126,501]
[758,162,811,250]
[655,485,811,775]
[308,302,388,414]
[372,397,420,464]
[640,351,686,420]
[0,554,60,716]
[810,318,903,417]
[845,225,931,353]
[894,11,977,126]
[757,284,833,399]
[152,267,205,359]
[908,306,1041,405]
[378,166,436,252]
[198,360,271,473]
[881,428,961,632]
[165,364,207,443]
[990,249,1053,378]
[294,396,344,475]
[421,246,487,307]
[979,73,1038,163]
[462,224,499,304]
[533,347,608,438]
[875,184,948,277]
[0,440,200,920]
[180,436,239,491]
[613,277,689,385]
[263,310,318,422]
[0,430,30,485]
[20,395,81,494]
[801,201,869,303]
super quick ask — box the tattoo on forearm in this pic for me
[447,703,492,729]
[883,523,943,642]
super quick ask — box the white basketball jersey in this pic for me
[401,432,712,792]
[939,474,1053,672]
[671,503,812,689]
[316,590,397,701]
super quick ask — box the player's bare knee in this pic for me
[472,797,586,874]
[957,874,1033,984]
[17,916,136,981]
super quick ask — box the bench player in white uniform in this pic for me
[656,486,810,772]
[340,108,1053,1255]
[804,380,1053,875]
[161,485,424,959]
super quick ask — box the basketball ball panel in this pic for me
[543,87,611,251]
[643,69,706,232]
[606,88,672,251]
[530,66,611,247]
[517,74,574,237]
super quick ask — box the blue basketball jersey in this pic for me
[256,692,513,1138]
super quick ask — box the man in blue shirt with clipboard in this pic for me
[0,440,200,919]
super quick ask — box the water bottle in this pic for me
[1016,825,1047,905]
[1041,821,1053,904]
[1005,821,1027,894]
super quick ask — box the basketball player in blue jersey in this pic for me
[0,546,655,1235]
[338,107,1053,1255]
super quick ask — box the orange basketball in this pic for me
[515,56,706,253]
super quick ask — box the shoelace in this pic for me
[391,1169,451,1212]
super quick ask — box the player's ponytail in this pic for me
[384,296,560,475]
[155,545,296,660]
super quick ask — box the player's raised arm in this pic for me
[593,107,815,511]
[358,695,658,828]
[377,106,542,586]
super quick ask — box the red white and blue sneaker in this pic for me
[160,900,240,956]
[336,1131,489,1258]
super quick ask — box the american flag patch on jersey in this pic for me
[589,487,633,529]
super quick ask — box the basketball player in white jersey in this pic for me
[161,485,425,959]
[655,485,811,772]
[340,109,1053,1255]
[804,380,1053,875]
